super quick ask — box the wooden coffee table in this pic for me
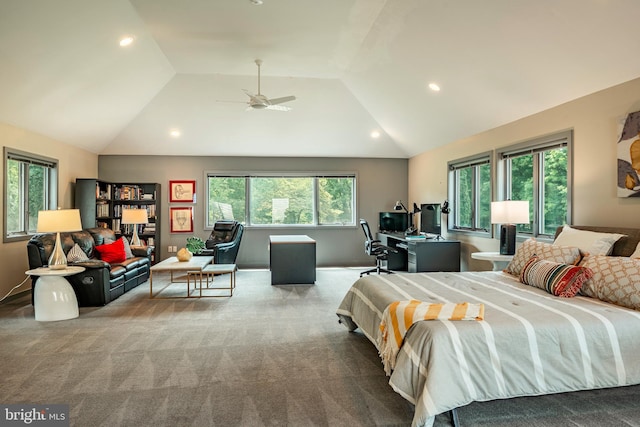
[149,256,214,298]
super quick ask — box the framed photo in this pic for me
[170,207,193,233]
[169,180,196,203]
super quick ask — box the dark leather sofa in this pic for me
[27,227,151,306]
[201,220,244,264]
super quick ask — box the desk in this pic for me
[377,233,460,272]
[471,252,513,271]
[269,235,316,284]
[26,266,85,321]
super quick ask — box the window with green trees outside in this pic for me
[4,148,57,241]
[207,174,355,228]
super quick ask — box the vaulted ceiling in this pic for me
[1,0,639,158]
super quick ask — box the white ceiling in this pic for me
[1,0,640,159]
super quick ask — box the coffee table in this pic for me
[149,256,214,298]
[188,264,237,297]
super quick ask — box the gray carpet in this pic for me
[1,268,639,427]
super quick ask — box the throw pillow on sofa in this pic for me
[67,243,90,262]
[95,237,126,263]
[122,237,134,259]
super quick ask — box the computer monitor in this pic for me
[378,212,408,233]
[420,203,441,236]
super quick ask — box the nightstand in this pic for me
[471,252,513,271]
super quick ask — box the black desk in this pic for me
[377,232,460,273]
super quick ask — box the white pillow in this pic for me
[553,225,625,256]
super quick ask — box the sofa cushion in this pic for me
[117,257,144,271]
[95,238,126,263]
[109,265,126,279]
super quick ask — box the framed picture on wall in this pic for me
[169,206,193,233]
[169,180,196,203]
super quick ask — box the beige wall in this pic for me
[98,155,408,268]
[0,123,98,300]
[409,76,640,271]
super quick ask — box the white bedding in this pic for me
[336,271,640,427]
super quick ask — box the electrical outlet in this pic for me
[172,246,178,252]
[168,245,172,253]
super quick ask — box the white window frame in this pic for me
[4,148,58,242]
[205,171,357,229]
[496,130,573,239]
[447,151,493,236]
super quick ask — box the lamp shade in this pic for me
[121,208,148,225]
[37,209,82,233]
[490,201,530,224]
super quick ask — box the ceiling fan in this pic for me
[240,59,296,111]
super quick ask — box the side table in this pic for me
[471,252,513,271]
[269,235,316,285]
[26,266,85,321]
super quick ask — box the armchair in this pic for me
[203,220,244,264]
[360,218,397,277]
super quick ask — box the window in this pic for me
[497,130,572,238]
[4,148,58,241]
[448,152,492,234]
[206,173,356,228]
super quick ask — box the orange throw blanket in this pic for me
[378,300,485,375]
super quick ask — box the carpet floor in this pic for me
[1,268,639,427]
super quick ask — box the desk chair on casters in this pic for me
[359,219,397,277]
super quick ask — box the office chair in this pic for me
[359,218,397,277]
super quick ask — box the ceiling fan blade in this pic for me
[268,95,296,105]
[265,104,292,111]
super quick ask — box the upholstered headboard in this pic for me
[554,226,640,257]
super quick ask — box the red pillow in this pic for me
[95,238,126,263]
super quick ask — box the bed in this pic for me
[336,226,640,427]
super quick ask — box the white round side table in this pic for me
[471,252,513,271]
[26,266,85,321]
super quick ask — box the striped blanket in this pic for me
[336,271,640,427]
[378,301,484,375]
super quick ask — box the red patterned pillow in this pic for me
[95,237,126,263]
[520,255,594,297]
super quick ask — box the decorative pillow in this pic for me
[66,243,90,262]
[553,225,625,256]
[520,256,593,297]
[579,255,640,310]
[504,238,582,277]
[94,238,126,263]
[121,236,134,259]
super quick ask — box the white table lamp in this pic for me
[491,200,530,255]
[37,209,83,270]
[121,208,148,246]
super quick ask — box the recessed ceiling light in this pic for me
[170,129,181,138]
[428,83,441,92]
[119,36,134,47]
[370,130,380,139]
[250,0,263,4]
